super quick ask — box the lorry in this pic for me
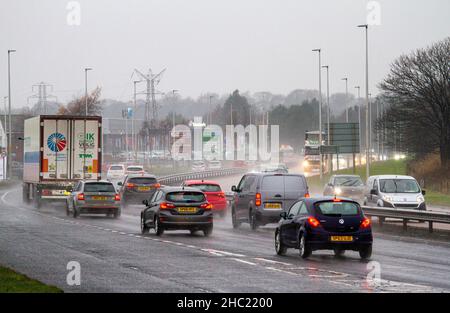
[302,130,327,177]
[22,115,102,208]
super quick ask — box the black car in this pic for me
[118,174,160,208]
[140,186,213,236]
[275,197,373,259]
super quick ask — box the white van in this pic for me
[363,175,426,210]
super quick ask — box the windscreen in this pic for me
[129,177,157,184]
[316,201,360,216]
[380,179,420,193]
[166,191,206,203]
[84,183,116,193]
[189,184,221,192]
[334,176,364,186]
[110,166,123,171]
[127,167,143,172]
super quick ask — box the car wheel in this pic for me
[73,207,79,218]
[333,247,346,257]
[249,209,258,231]
[275,229,287,256]
[141,215,149,234]
[203,225,213,237]
[66,200,71,216]
[299,232,312,259]
[113,209,121,218]
[231,207,241,229]
[190,229,197,235]
[359,244,372,260]
[154,216,164,236]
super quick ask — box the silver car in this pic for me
[323,175,365,202]
[66,180,121,218]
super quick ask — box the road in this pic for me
[1,174,450,293]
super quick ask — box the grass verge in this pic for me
[0,266,62,293]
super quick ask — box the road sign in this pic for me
[329,123,360,154]
[320,145,338,155]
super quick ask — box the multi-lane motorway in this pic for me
[1,174,450,293]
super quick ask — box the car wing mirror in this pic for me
[280,212,287,219]
[422,190,426,195]
[231,185,238,192]
[117,182,123,186]
[370,189,378,195]
[142,199,148,206]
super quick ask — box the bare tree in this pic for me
[58,87,103,116]
[379,37,450,169]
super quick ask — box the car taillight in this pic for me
[126,183,136,189]
[77,193,85,201]
[333,198,341,202]
[304,192,310,198]
[218,192,225,198]
[360,217,371,229]
[255,192,261,206]
[154,183,161,188]
[160,202,175,210]
[114,194,121,201]
[307,216,321,228]
[200,203,213,210]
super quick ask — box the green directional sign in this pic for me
[329,123,360,154]
[320,145,338,155]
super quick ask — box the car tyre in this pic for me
[359,244,372,260]
[154,216,164,236]
[113,208,121,218]
[141,215,149,234]
[299,232,312,259]
[249,209,258,231]
[275,229,287,256]
[66,200,71,216]
[231,207,241,229]
[203,225,213,237]
[73,207,79,218]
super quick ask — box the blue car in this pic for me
[275,197,373,259]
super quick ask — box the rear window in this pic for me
[129,177,157,184]
[315,201,360,216]
[189,184,221,192]
[110,166,123,171]
[166,191,206,203]
[84,183,116,193]
[261,175,305,192]
[127,167,143,171]
[284,176,306,191]
[334,176,363,186]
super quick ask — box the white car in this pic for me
[208,160,222,170]
[192,161,206,171]
[107,164,126,181]
[364,175,426,210]
[126,165,146,175]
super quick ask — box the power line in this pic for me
[28,82,57,114]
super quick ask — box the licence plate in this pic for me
[138,186,151,191]
[330,236,353,242]
[92,196,108,201]
[177,207,198,213]
[264,203,281,209]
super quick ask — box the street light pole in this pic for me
[84,68,92,115]
[323,65,332,173]
[358,24,370,179]
[7,49,16,180]
[342,78,348,122]
[354,86,362,164]
[209,95,214,125]
[312,49,323,180]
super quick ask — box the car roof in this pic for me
[333,174,361,178]
[127,165,144,168]
[83,180,113,184]
[126,173,156,178]
[184,180,220,185]
[369,175,415,180]
[109,164,124,167]
[305,196,359,205]
[160,186,205,193]
[244,172,304,177]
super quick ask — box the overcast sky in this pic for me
[1,0,449,109]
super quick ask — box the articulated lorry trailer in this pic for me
[22,115,102,208]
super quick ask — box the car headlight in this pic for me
[416,195,425,203]
[334,187,342,195]
[302,160,309,167]
[382,195,393,202]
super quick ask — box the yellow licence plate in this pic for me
[138,186,151,191]
[264,203,282,209]
[177,207,198,213]
[330,236,353,242]
[92,196,108,201]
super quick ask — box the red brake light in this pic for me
[255,192,262,206]
[154,183,161,188]
[360,217,371,229]
[333,198,341,202]
[218,192,225,198]
[114,194,121,201]
[307,216,321,228]
[160,202,175,210]
[304,192,310,198]
[200,203,213,210]
[77,193,85,201]
[126,183,136,189]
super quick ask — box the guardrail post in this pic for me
[429,221,433,233]
[379,216,384,227]
[403,219,408,231]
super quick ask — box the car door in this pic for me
[283,175,308,210]
[280,201,302,246]
[70,181,81,209]
[235,175,251,219]
[368,178,378,205]
[324,176,334,196]
[144,190,161,225]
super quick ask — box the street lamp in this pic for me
[341,78,348,122]
[7,49,16,180]
[322,65,332,173]
[84,67,92,115]
[358,23,370,179]
[354,86,362,163]
[171,89,179,129]
[312,48,323,180]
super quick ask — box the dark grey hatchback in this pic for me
[140,186,213,236]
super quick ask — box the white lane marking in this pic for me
[231,258,257,266]
[1,190,11,204]
[253,258,292,266]
[201,248,245,258]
